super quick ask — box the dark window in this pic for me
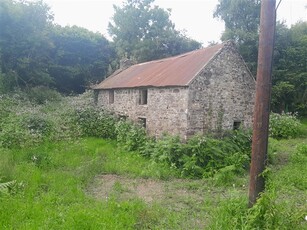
[233,121,241,130]
[94,90,98,105]
[109,90,114,104]
[138,117,146,128]
[139,89,148,105]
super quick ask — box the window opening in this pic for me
[138,117,146,129]
[139,89,148,105]
[109,90,114,104]
[233,121,241,130]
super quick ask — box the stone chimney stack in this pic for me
[120,58,134,70]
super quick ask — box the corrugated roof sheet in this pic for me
[94,43,225,89]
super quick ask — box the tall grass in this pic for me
[1,91,306,229]
[0,138,178,229]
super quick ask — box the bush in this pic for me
[25,86,62,104]
[149,135,184,169]
[181,131,251,178]
[0,91,94,148]
[269,112,302,139]
[115,120,147,151]
[74,107,117,139]
[139,130,252,179]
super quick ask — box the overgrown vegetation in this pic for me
[0,91,306,228]
[269,112,303,139]
[1,0,306,228]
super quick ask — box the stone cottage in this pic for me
[93,41,255,139]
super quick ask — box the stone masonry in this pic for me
[97,87,189,138]
[187,43,255,136]
[95,41,255,140]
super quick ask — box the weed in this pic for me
[269,112,302,139]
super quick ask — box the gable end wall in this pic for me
[187,45,255,136]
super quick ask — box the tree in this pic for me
[214,0,261,73]
[214,1,306,115]
[0,0,115,94]
[271,22,307,115]
[49,25,115,93]
[0,0,54,89]
[108,0,201,63]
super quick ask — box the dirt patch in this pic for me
[87,174,205,204]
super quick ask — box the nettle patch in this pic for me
[0,91,304,180]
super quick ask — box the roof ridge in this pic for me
[93,42,229,90]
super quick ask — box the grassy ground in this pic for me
[0,124,307,229]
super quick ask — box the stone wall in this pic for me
[97,86,189,139]
[187,43,255,136]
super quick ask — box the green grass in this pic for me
[1,126,307,229]
[0,138,181,229]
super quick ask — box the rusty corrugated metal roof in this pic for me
[94,43,225,89]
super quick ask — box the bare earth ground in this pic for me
[87,174,209,228]
[87,174,204,204]
[87,174,248,228]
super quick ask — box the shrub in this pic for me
[21,113,53,138]
[269,112,302,139]
[74,107,117,139]
[138,130,252,179]
[181,132,251,178]
[25,86,62,104]
[115,120,147,151]
[149,135,184,169]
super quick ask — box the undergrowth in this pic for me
[1,91,306,229]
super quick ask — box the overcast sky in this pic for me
[44,0,307,46]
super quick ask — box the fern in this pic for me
[0,180,16,194]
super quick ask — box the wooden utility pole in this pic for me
[249,0,276,207]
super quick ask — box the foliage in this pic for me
[0,91,253,179]
[0,91,98,148]
[115,120,147,151]
[108,0,201,63]
[269,112,302,139]
[272,21,307,115]
[49,25,116,93]
[214,0,261,73]
[137,130,252,179]
[25,86,62,104]
[0,0,54,89]
[181,132,251,178]
[74,107,117,139]
[148,135,184,168]
[0,0,115,94]
[214,1,306,115]
[0,180,16,195]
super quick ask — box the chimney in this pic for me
[120,58,134,70]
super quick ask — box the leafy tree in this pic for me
[49,25,115,93]
[108,0,201,63]
[214,0,261,73]
[272,22,307,115]
[214,1,306,115]
[0,0,53,89]
[0,0,115,94]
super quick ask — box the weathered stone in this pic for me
[95,42,255,140]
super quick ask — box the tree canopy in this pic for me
[214,0,306,115]
[0,0,115,94]
[0,0,54,90]
[214,0,261,73]
[108,0,201,63]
